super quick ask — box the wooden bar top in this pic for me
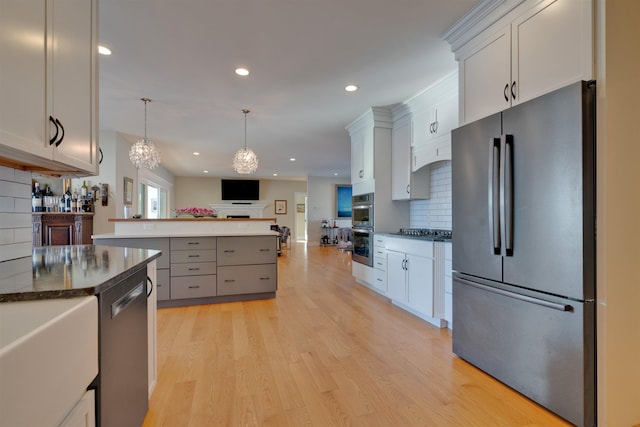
[109,217,276,222]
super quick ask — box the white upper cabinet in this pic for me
[0,0,98,175]
[391,107,430,201]
[446,0,593,125]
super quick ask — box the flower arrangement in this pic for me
[175,207,217,218]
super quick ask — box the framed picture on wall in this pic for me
[275,200,287,214]
[123,177,133,205]
[335,184,352,218]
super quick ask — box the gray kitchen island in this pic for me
[93,217,279,308]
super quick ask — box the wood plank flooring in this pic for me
[143,242,571,427]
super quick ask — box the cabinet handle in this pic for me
[224,279,235,283]
[259,277,271,280]
[147,276,153,297]
[54,118,65,147]
[429,122,433,134]
[224,250,235,253]
[359,169,364,179]
[259,248,270,252]
[48,116,59,146]
[433,121,438,134]
[188,285,200,289]
[504,83,509,102]
[187,242,200,245]
[511,81,517,100]
[188,267,200,271]
[188,254,200,258]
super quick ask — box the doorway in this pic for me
[294,192,307,241]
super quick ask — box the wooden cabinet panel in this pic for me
[170,275,217,299]
[34,214,93,246]
[217,264,277,296]
[217,236,277,266]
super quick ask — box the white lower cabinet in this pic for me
[444,242,453,329]
[385,237,446,327]
[59,390,95,427]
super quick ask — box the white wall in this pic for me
[173,176,306,235]
[306,176,352,246]
[0,167,32,261]
[596,0,640,424]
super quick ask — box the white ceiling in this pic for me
[99,0,478,180]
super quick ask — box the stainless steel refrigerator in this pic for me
[451,81,596,427]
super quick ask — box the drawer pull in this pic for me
[188,285,200,289]
[188,267,200,271]
[224,250,235,253]
[225,279,235,283]
[259,277,271,280]
[188,254,200,258]
[188,242,200,245]
[259,248,270,252]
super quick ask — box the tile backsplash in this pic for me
[410,161,452,230]
[0,166,32,261]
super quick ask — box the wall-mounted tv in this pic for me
[221,179,260,201]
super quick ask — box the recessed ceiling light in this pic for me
[193,152,200,156]
[345,84,358,92]
[334,172,338,176]
[273,173,278,176]
[203,170,208,174]
[98,45,112,56]
[235,67,250,76]
[289,158,296,162]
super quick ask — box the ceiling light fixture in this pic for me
[129,98,161,169]
[235,67,250,76]
[232,109,258,174]
[345,84,358,92]
[289,158,296,162]
[193,152,200,156]
[98,45,112,55]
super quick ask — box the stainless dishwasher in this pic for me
[93,266,148,427]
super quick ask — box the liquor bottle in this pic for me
[81,180,88,197]
[44,186,53,212]
[71,189,78,212]
[64,186,72,212]
[32,182,42,212]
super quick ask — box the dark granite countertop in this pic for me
[378,232,452,242]
[0,245,161,303]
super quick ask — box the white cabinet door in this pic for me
[0,0,51,160]
[432,95,458,138]
[350,129,364,184]
[407,254,434,318]
[511,0,593,106]
[386,250,407,304]
[391,116,411,200]
[49,0,98,173]
[460,25,511,124]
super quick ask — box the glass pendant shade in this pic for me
[233,109,258,174]
[129,98,161,169]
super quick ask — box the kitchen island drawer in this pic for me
[217,236,277,266]
[373,256,386,271]
[217,264,277,296]
[171,249,216,264]
[170,237,217,251]
[170,275,216,299]
[171,262,217,277]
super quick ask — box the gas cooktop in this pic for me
[392,228,452,241]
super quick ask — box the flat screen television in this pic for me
[221,179,260,201]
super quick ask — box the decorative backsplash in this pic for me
[410,161,452,230]
[0,166,32,262]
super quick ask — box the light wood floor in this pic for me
[143,242,570,427]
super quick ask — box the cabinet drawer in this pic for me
[373,247,386,257]
[171,249,216,264]
[170,237,216,251]
[217,236,277,266]
[373,234,386,247]
[170,275,216,299]
[373,256,386,271]
[156,269,170,301]
[373,268,387,294]
[171,262,217,277]
[217,264,277,296]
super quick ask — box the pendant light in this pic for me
[233,109,259,174]
[129,98,161,169]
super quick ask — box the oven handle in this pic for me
[352,228,373,234]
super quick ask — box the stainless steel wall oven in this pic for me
[351,193,373,228]
[351,193,374,266]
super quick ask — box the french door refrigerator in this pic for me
[451,81,596,427]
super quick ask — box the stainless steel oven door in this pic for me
[352,193,374,228]
[352,227,373,266]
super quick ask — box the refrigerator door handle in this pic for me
[456,276,573,312]
[489,138,501,254]
[501,134,514,256]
